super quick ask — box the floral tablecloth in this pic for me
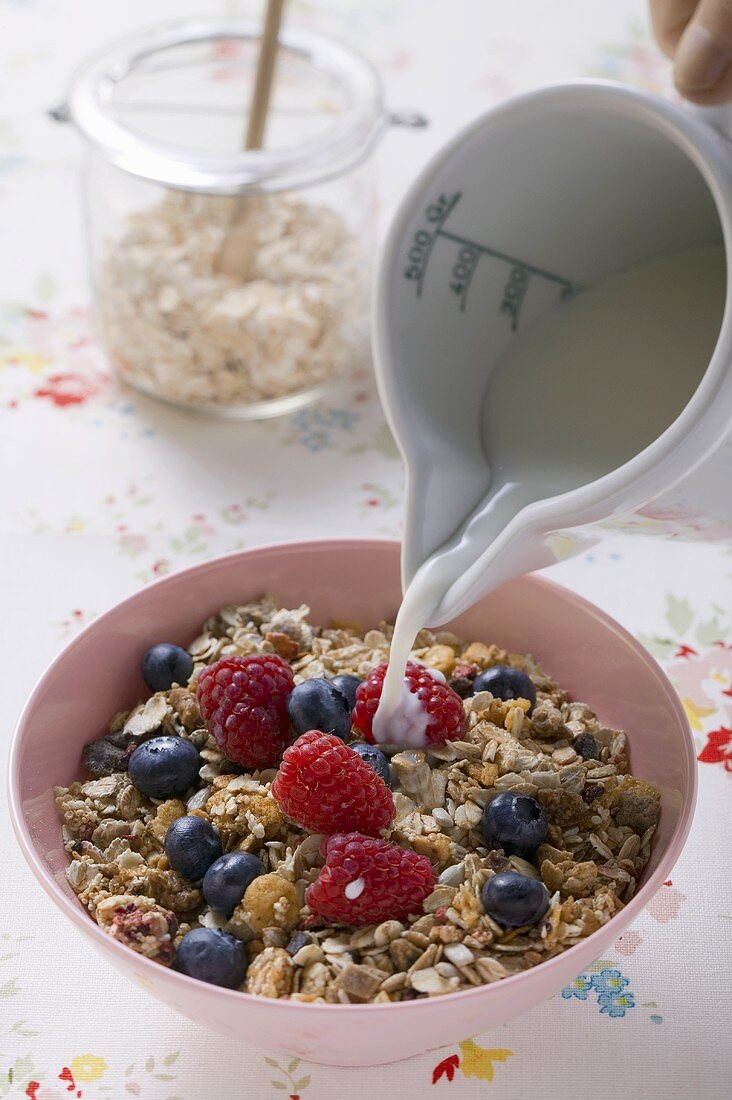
[1,1,730,1097]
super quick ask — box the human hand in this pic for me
[650,0,732,103]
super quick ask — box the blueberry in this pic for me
[350,742,392,787]
[141,643,193,692]
[330,674,363,711]
[287,678,351,739]
[164,815,222,880]
[202,852,264,915]
[481,871,549,927]
[472,665,537,712]
[128,735,200,799]
[480,791,547,858]
[176,928,247,988]
[574,732,599,761]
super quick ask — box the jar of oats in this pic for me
[64,20,420,417]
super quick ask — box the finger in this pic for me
[674,62,732,101]
[674,0,732,98]
[649,0,698,58]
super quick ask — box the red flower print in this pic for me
[432,1054,460,1084]
[25,1084,40,1100]
[615,929,643,956]
[674,644,698,659]
[698,727,732,770]
[34,371,101,407]
[646,884,687,923]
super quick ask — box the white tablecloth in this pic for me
[1,1,730,1097]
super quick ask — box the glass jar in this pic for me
[65,20,418,418]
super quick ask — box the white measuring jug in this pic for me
[374,81,732,627]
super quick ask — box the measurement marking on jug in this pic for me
[403,191,576,329]
[449,244,480,312]
[403,191,462,298]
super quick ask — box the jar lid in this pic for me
[66,19,388,193]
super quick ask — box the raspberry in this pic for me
[272,731,394,836]
[306,833,434,925]
[197,655,295,768]
[352,661,466,745]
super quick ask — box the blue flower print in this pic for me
[561,967,640,1019]
[591,969,630,996]
[598,990,636,1018]
[288,406,359,453]
[561,975,595,1001]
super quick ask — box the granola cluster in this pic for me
[55,597,660,1003]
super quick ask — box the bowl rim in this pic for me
[8,536,697,1013]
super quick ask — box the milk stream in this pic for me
[372,247,725,745]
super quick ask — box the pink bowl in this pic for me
[8,538,696,1066]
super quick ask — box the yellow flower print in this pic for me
[70,1055,107,1083]
[682,696,716,731]
[0,351,50,373]
[458,1040,513,1081]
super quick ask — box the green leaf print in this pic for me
[695,613,726,646]
[666,595,693,635]
[636,632,677,660]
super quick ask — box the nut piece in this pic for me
[96,894,177,965]
[232,873,299,936]
[245,946,293,998]
[334,963,384,1003]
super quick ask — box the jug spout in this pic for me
[375,81,732,621]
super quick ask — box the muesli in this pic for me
[55,597,660,1003]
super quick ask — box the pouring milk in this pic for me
[372,247,726,744]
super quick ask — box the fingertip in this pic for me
[674,23,731,94]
